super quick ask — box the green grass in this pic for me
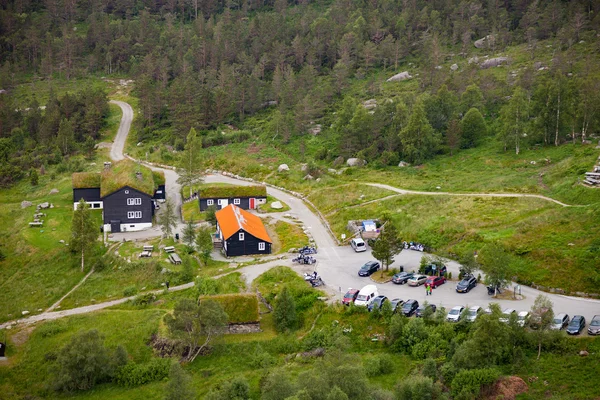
[202,294,260,323]
[269,220,308,254]
[258,195,291,213]
[181,201,202,222]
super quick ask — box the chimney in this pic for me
[136,171,143,180]
[103,162,112,170]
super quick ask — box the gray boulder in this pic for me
[21,200,32,209]
[474,35,495,49]
[301,164,308,172]
[303,174,314,180]
[363,99,377,109]
[398,161,410,167]
[450,63,458,71]
[278,164,290,172]
[386,71,412,82]
[49,188,59,195]
[346,158,366,167]
[39,202,50,209]
[271,201,283,209]
[481,57,508,69]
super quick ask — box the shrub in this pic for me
[273,285,297,332]
[114,358,171,386]
[37,320,68,338]
[451,368,500,400]
[395,374,440,400]
[123,286,138,297]
[364,354,395,377]
[131,293,156,306]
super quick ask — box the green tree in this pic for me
[371,223,401,272]
[205,205,217,226]
[30,168,39,186]
[327,386,349,400]
[422,358,437,381]
[180,256,196,283]
[458,252,479,278]
[54,329,111,392]
[71,199,98,272]
[166,298,228,362]
[196,226,213,265]
[57,118,75,155]
[395,374,439,400]
[399,99,439,164]
[499,86,529,154]
[177,128,204,198]
[273,285,297,332]
[425,84,458,135]
[158,199,177,238]
[206,375,250,400]
[164,362,196,400]
[182,219,196,251]
[460,84,485,114]
[530,294,554,359]
[478,244,511,295]
[446,118,462,156]
[261,369,296,400]
[460,108,487,148]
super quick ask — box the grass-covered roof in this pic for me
[152,170,166,186]
[72,172,101,189]
[199,185,267,198]
[100,159,156,197]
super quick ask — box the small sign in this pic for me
[341,234,346,240]
[0,342,5,357]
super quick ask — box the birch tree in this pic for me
[71,199,98,272]
[177,128,204,198]
[499,86,529,154]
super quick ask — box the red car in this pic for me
[342,289,360,305]
[426,276,446,288]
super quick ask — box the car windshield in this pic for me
[553,318,562,324]
[402,303,413,310]
[344,293,354,299]
[449,309,460,315]
[459,279,469,285]
[467,310,477,316]
[356,295,368,301]
[518,314,527,320]
[569,319,580,325]
[360,264,372,270]
[591,319,600,326]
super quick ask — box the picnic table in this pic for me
[29,221,43,227]
[164,246,175,253]
[168,253,182,265]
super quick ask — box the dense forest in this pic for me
[1,0,600,179]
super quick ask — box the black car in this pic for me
[358,261,380,277]
[392,271,414,284]
[368,295,389,312]
[415,303,437,318]
[456,276,477,293]
[390,298,404,313]
[423,264,447,276]
[566,315,586,335]
[402,299,419,317]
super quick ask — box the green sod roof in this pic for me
[199,185,267,198]
[100,159,156,197]
[152,170,166,186]
[72,172,101,189]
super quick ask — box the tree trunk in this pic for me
[555,92,561,146]
[537,340,542,360]
[81,248,85,272]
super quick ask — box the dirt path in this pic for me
[45,268,95,313]
[108,100,133,162]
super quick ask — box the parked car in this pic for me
[551,313,570,330]
[447,306,465,322]
[358,261,380,277]
[483,307,493,315]
[354,285,379,307]
[423,264,447,276]
[456,276,477,293]
[402,299,419,316]
[392,271,414,285]
[517,311,530,327]
[466,306,482,322]
[416,303,437,318]
[368,295,389,312]
[407,274,428,287]
[350,238,367,252]
[390,298,404,313]
[587,315,600,335]
[500,308,517,323]
[342,289,359,306]
[566,315,586,335]
[426,275,446,289]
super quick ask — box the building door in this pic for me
[249,198,255,209]
[110,220,121,233]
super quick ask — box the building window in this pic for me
[234,198,241,205]
[239,232,244,241]
[207,199,214,206]
[130,225,135,228]
[127,198,142,205]
[93,203,100,208]
[127,211,142,219]
[258,242,265,251]
[156,190,163,194]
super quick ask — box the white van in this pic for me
[354,284,379,307]
[350,238,367,252]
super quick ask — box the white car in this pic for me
[350,238,367,252]
[447,306,465,322]
[466,306,482,322]
[500,308,516,323]
[517,311,530,327]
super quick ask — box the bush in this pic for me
[114,358,171,386]
[395,374,440,400]
[123,286,138,297]
[131,293,156,306]
[364,354,395,377]
[451,368,500,400]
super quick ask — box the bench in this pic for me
[168,253,182,265]
[34,213,46,218]
[139,251,152,258]
[143,245,154,252]
[164,246,175,253]
[29,221,43,227]
[585,172,600,177]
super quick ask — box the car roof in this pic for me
[451,305,464,310]
[391,298,402,303]
[502,308,515,313]
[518,311,529,317]
[374,295,386,300]
[469,306,481,311]
[592,315,600,321]
[405,299,417,304]
[571,315,583,321]
[353,238,365,243]
[346,288,359,294]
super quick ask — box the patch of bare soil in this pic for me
[247,143,264,154]
[10,325,35,347]
[484,376,528,400]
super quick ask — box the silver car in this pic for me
[447,306,465,322]
[517,311,530,327]
[466,306,482,322]
[551,313,570,330]
[499,308,516,323]
[588,315,600,335]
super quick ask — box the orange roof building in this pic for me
[215,204,272,257]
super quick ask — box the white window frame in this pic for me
[127,198,142,206]
[239,232,245,241]
[127,211,142,219]
[207,199,214,206]
[258,242,265,251]
[233,198,241,205]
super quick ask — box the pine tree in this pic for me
[177,128,204,198]
[273,285,297,332]
[195,226,213,266]
[164,363,196,400]
[71,199,98,272]
[399,99,439,164]
[182,219,196,251]
[460,108,487,148]
[158,199,178,238]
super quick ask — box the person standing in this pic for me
[428,284,433,296]
[425,283,430,296]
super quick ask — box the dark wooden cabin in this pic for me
[215,204,272,257]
